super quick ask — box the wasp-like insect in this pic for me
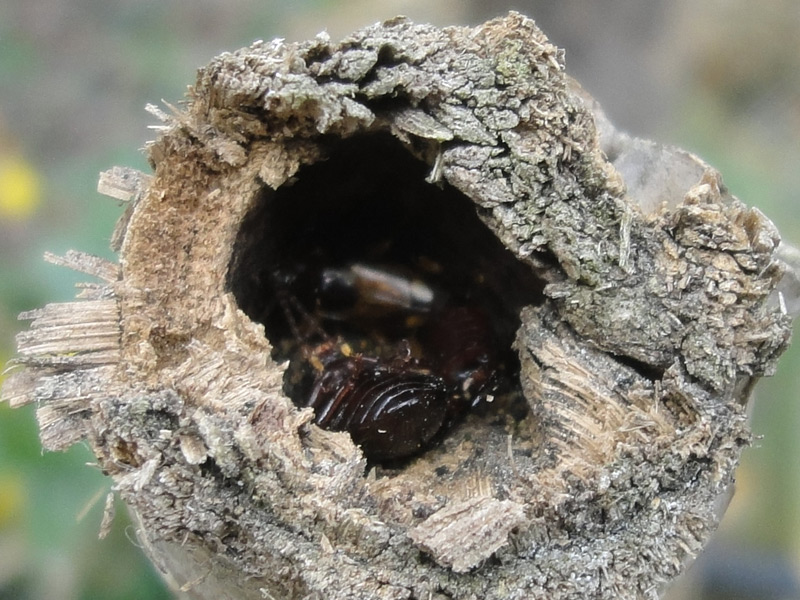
[277,262,498,462]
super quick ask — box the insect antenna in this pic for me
[277,291,330,345]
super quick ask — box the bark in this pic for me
[2,13,795,600]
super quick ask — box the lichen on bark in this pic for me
[1,12,794,600]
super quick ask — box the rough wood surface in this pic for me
[2,13,795,600]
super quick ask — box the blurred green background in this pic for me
[0,2,798,599]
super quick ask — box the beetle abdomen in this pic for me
[306,356,448,461]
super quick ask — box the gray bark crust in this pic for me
[1,13,794,600]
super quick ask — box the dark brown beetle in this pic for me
[304,346,450,462]
[279,262,499,462]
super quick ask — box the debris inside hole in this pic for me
[228,134,543,464]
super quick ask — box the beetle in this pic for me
[277,262,499,462]
[317,263,436,320]
[304,348,450,462]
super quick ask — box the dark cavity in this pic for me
[228,133,543,464]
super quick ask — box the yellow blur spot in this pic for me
[0,472,26,527]
[0,156,41,220]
